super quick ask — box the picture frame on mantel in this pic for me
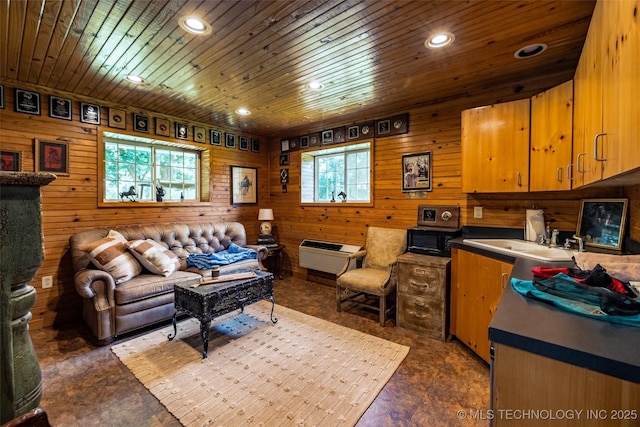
[35,139,70,176]
[577,198,628,251]
[230,165,257,205]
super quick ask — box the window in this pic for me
[102,132,202,202]
[301,142,371,203]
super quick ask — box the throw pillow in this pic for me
[126,239,179,277]
[77,230,142,284]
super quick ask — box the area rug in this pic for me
[111,301,409,427]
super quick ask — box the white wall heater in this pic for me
[298,239,362,274]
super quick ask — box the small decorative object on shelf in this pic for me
[120,185,136,201]
[155,183,165,202]
[338,191,347,202]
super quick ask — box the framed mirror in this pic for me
[577,198,628,251]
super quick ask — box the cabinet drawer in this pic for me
[397,295,446,340]
[398,263,444,298]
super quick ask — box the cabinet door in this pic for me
[602,0,640,180]
[454,250,513,363]
[462,99,530,193]
[530,80,574,191]
[573,0,604,187]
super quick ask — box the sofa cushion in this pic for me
[126,239,180,276]
[114,270,201,305]
[77,230,142,284]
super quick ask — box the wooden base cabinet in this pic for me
[396,253,450,341]
[452,249,512,363]
[492,344,640,427]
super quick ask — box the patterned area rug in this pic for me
[111,301,409,427]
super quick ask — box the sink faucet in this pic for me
[572,235,585,252]
[550,229,559,248]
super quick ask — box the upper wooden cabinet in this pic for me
[462,99,530,193]
[530,80,574,191]
[574,0,640,187]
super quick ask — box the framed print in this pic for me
[251,138,260,153]
[239,136,249,150]
[133,113,149,132]
[376,119,390,136]
[210,130,221,145]
[402,151,432,192]
[333,127,346,144]
[280,168,289,184]
[300,135,309,148]
[360,121,374,138]
[0,84,4,109]
[347,126,359,140]
[281,139,290,153]
[49,96,72,120]
[80,103,100,124]
[108,108,126,129]
[230,165,257,205]
[155,118,170,136]
[35,139,69,176]
[577,198,628,251]
[321,130,333,145]
[288,137,299,152]
[175,122,188,140]
[225,133,236,148]
[309,132,320,147]
[0,150,21,171]
[279,153,289,166]
[15,89,41,115]
[194,126,206,143]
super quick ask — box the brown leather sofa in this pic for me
[69,222,267,345]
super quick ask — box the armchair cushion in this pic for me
[77,230,142,284]
[336,267,393,296]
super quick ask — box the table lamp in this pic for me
[258,208,277,246]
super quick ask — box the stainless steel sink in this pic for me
[463,238,577,261]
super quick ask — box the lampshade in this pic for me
[258,208,274,221]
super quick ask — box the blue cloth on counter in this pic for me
[511,275,640,328]
[186,243,257,269]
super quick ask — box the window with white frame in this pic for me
[102,132,201,202]
[300,142,371,203]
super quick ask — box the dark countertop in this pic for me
[451,237,640,384]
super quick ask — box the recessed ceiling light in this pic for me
[178,15,212,35]
[425,32,455,49]
[235,108,251,115]
[514,43,548,59]
[125,75,144,84]
[308,81,324,90]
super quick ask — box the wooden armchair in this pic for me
[336,227,407,326]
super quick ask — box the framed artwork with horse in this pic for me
[231,165,257,205]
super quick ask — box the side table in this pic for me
[263,244,285,279]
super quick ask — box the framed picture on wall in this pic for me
[251,138,260,153]
[15,88,41,115]
[175,122,188,140]
[210,130,222,145]
[133,113,149,132]
[194,126,206,143]
[155,118,170,136]
[0,150,21,171]
[80,103,100,124]
[35,139,70,176]
[230,165,257,205]
[49,96,72,120]
[225,133,236,148]
[108,108,126,129]
[239,136,249,150]
[0,84,4,109]
[577,198,628,251]
[402,151,432,192]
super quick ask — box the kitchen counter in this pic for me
[451,239,640,384]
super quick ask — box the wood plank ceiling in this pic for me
[0,0,595,137]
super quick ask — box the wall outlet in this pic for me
[474,206,483,219]
[42,276,53,289]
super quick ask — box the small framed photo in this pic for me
[281,139,290,153]
[80,103,100,124]
[300,135,309,148]
[35,139,70,176]
[155,118,170,136]
[279,153,289,166]
[108,108,126,129]
[0,150,21,171]
[251,138,260,153]
[322,130,333,145]
[194,126,206,143]
[133,113,149,132]
[49,96,72,120]
[577,198,628,251]
[225,133,236,148]
[210,130,221,145]
[280,168,289,184]
[15,89,41,115]
[239,136,249,150]
[175,122,188,140]
[348,126,359,140]
[333,127,346,144]
[230,165,257,205]
[0,84,4,109]
[377,119,390,136]
[402,151,432,192]
[309,133,320,147]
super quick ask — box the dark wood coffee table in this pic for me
[168,270,277,358]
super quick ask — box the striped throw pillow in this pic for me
[78,230,142,284]
[126,239,180,276]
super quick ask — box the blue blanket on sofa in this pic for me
[186,243,257,269]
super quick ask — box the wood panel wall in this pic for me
[0,84,269,330]
[266,88,636,280]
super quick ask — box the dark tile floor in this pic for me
[31,276,490,426]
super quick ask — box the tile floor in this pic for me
[31,276,490,426]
